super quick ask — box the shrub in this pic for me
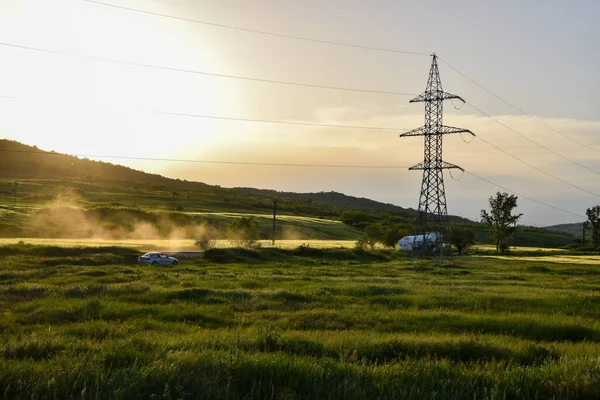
[448,225,476,255]
[228,217,260,248]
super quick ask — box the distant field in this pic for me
[483,254,600,265]
[1,246,600,398]
[183,212,336,224]
[473,244,567,252]
[182,211,363,240]
[0,238,356,250]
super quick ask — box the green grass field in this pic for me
[2,245,600,399]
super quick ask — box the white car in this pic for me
[137,252,178,266]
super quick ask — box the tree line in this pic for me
[349,191,600,254]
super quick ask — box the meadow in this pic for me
[2,245,600,399]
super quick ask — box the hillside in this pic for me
[235,187,419,218]
[0,139,415,217]
[0,139,577,248]
[544,222,584,239]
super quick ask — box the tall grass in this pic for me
[2,245,600,398]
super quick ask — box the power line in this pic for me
[82,0,430,57]
[144,111,409,132]
[3,89,598,198]
[0,42,415,96]
[439,57,600,155]
[464,171,585,219]
[473,134,600,198]
[1,40,595,205]
[0,94,410,132]
[467,102,600,176]
[3,83,598,199]
[0,148,409,169]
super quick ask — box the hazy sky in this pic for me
[0,0,599,225]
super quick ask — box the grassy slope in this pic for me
[0,177,364,240]
[0,140,577,247]
[470,224,576,249]
[0,139,416,217]
[1,246,600,398]
[544,222,585,239]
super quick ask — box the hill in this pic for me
[544,222,584,239]
[0,139,416,217]
[235,187,420,218]
[0,139,577,248]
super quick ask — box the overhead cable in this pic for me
[82,0,429,56]
[440,57,600,155]
[467,102,600,176]
[0,42,415,96]
[474,134,600,198]
[144,111,409,132]
[0,148,409,169]
[465,171,586,219]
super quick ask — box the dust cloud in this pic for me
[281,226,304,241]
[28,191,221,242]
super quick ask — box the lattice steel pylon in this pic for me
[400,53,474,229]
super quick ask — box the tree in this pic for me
[448,225,475,255]
[363,223,385,250]
[481,192,523,254]
[228,216,261,247]
[358,222,414,249]
[586,206,600,250]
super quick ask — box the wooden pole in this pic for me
[272,200,278,246]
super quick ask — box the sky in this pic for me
[0,0,599,226]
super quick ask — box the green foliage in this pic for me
[586,205,600,250]
[228,216,261,247]
[340,210,379,229]
[358,221,413,249]
[448,225,476,255]
[363,223,385,249]
[561,242,598,252]
[481,192,523,253]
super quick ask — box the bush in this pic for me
[228,217,260,248]
[294,244,324,257]
[448,225,476,255]
[355,237,368,250]
[203,248,267,263]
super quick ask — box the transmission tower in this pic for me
[400,53,474,230]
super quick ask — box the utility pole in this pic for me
[400,54,474,260]
[272,200,278,246]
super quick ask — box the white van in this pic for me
[398,232,441,251]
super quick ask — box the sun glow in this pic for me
[0,0,245,161]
